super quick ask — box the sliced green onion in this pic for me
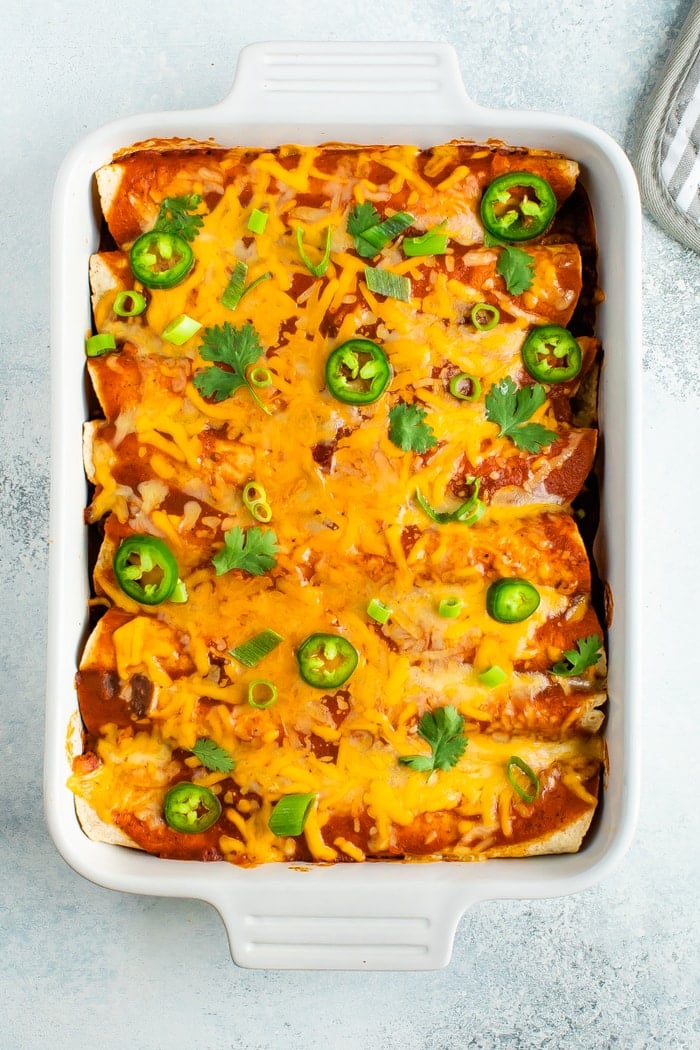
[220,261,249,310]
[85,333,117,357]
[229,628,284,668]
[403,221,449,257]
[246,501,272,522]
[361,211,414,252]
[470,302,500,331]
[415,489,440,521]
[268,792,316,836]
[367,597,393,625]
[449,372,482,401]
[247,678,278,709]
[249,366,272,388]
[242,272,272,298]
[113,290,147,317]
[169,578,189,604]
[243,482,266,505]
[415,477,485,526]
[507,756,541,804]
[478,665,507,687]
[221,266,272,311]
[456,500,485,526]
[438,597,463,618]
[416,489,449,524]
[242,481,272,522]
[161,313,202,346]
[364,266,411,302]
[247,208,268,234]
[249,501,272,523]
[296,226,333,277]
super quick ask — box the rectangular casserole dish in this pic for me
[46,41,642,970]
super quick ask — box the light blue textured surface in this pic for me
[2,1,699,1047]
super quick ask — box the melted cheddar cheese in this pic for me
[70,140,606,864]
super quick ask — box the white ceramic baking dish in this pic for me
[46,41,642,970]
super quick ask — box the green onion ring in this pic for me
[249,500,272,523]
[268,792,316,836]
[367,597,393,624]
[478,665,507,687]
[470,302,500,331]
[247,209,268,234]
[249,366,273,388]
[242,481,273,523]
[506,756,541,803]
[113,290,147,317]
[449,372,482,401]
[438,597,463,618]
[247,678,278,709]
[85,333,117,357]
[161,313,202,346]
[243,482,266,505]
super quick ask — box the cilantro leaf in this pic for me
[347,202,382,257]
[194,365,241,402]
[193,322,270,413]
[191,737,235,773]
[484,377,558,452]
[348,201,381,236]
[212,526,279,577]
[496,244,535,295]
[398,754,435,773]
[484,232,535,295]
[154,193,204,242]
[198,321,261,374]
[399,705,468,775]
[507,421,558,453]
[388,402,438,453]
[551,634,603,677]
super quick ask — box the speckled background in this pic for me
[3,1,699,1047]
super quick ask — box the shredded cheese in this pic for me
[71,139,606,866]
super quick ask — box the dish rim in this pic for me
[45,40,642,970]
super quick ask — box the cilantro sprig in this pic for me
[193,322,271,414]
[190,737,235,773]
[399,706,468,775]
[484,232,535,296]
[484,377,558,452]
[212,526,279,577]
[154,193,204,242]
[551,634,603,677]
[388,401,438,453]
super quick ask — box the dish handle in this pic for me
[212,870,476,970]
[214,41,482,128]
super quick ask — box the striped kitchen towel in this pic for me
[635,0,700,251]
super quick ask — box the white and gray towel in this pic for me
[635,0,700,251]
